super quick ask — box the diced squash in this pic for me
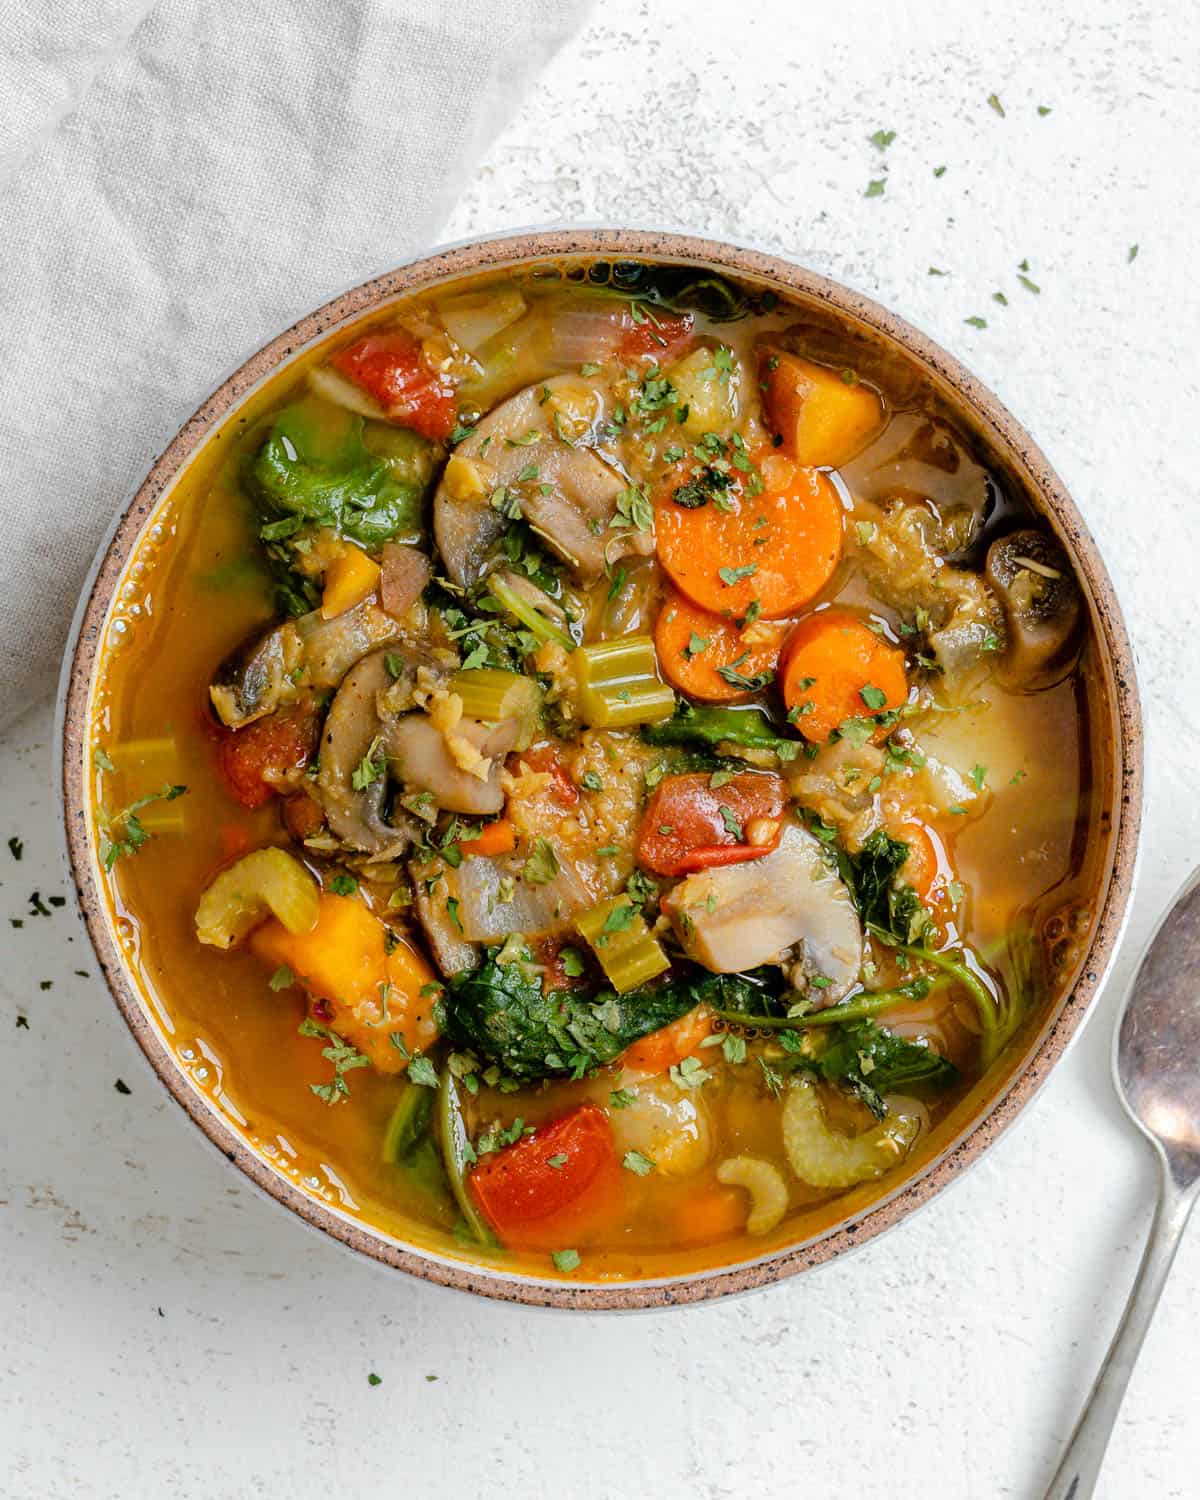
[250,892,439,1070]
[759,349,884,468]
[195,847,320,949]
[321,544,381,619]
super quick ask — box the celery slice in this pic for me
[98,737,187,833]
[448,668,542,750]
[571,636,675,728]
[576,895,670,993]
[487,574,575,651]
[195,847,320,949]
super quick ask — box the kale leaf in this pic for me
[642,702,800,760]
[442,956,701,1080]
[245,395,425,564]
[846,829,932,944]
[814,1018,956,1117]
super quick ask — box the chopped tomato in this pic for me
[515,745,579,807]
[469,1104,619,1244]
[617,308,694,360]
[622,1005,715,1074]
[533,936,589,991]
[214,707,317,810]
[331,332,457,441]
[283,790,325,841]
[637,771,787,877]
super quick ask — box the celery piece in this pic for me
[438,1069,496,1246]
[576,896,671,994]
[487,574,575,651]
[571,637,675,728]
[381,1082,434,1164]
[99,737,188,833]
[195,847,320,949]
[449,668,542,750]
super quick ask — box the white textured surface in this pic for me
[3,1,1200,1496]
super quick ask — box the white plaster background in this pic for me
[2,1,1199,1496]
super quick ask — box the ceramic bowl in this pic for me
[59,229,1142,1309]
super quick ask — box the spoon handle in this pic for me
[1043,1158,1197,1500]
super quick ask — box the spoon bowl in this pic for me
[1044,868,1200,1499]
[1117,870,1200,1182]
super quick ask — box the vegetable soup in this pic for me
[89,260,1110,1281]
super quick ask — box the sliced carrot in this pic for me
[759,348,885,468]
[780,610,908,743]
[675,1182,751,1243]
[655,453,842,619]
[622,1004,715,1074]
[458,817,516,858]
[250,893,438,1071]
[654,588,787,702]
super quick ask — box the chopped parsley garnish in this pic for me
[581,771,604,792]
[622,1150,655,1176]
[868,128,896,150]
[7,837,22,861]
[609,1088,637,1109]
[97,784,188,872]
[408,1055,439,1088]
[964,316,988,329]
[669,1056,712,1091]
[268,965,294,992]
[673,466,732,510]
[987,92,1005,117]
[865,178,886,198]
[552,1248,580,1272]
[522,839,561,886]
[684,631,709,659]
[329,873,358,896]
[718,563,757,587]
[859,683,888,711]
[351,735,386,790]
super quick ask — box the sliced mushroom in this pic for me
[986,529,1083,689]
[210,621,304,728]
[434,374,647,587]
[385,714,518,818]
[296,598,403,688]
[663,822,862,1001]
[316,650,422,858]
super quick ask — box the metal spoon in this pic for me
[1044,869,1200,1499]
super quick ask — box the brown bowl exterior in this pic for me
[59,229,1142,1309]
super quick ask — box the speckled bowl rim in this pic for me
[59,228,1142,1311]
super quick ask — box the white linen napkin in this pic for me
[0,0,590,730]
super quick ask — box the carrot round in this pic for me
[654,454,843,619]
[622,1004,715,1074]
[458,817,516,858]
[654,588,786,702]
[780,610,908,742]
